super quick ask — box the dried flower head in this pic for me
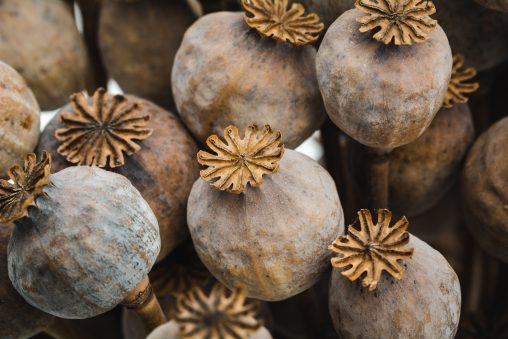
[355,0,437,45]
[55,88,153,168]
[175,283,262,339]
[329,209,414,291]
[0,152,52,223]
[197,125,284,194]
[242,0,324,45]
[443,54,480,108]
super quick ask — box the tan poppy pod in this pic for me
[328,209,461,338]
[98,0,197,109]
[1,153,165,331]
[435,0,508,71]
[474,0,508,12]
[316,2,452,148]
[187,125,344,301]
[0,223,55,338]
[462,117,508,263]
[171,0,327,148]
[36,89,199,262]
[0,61,40,175]
[0,0,92,110]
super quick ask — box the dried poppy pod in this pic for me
[172,0,326,149]
[187,125,344,300]
[147,284,272,339]
[0,61,40,175]
[328,209,461,338]
[36,88,199,262]
[316,1,452,148]
[462,117,508,263]
[474,0,508,12]
[0,223,55,338]
[98,0,197,109]
[0,0,92,110]
[1,153,165,331]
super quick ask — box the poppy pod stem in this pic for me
[367,147,393,209]
[122,276,166,333]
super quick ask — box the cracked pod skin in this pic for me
[0,0,91,110]
[172,12,326,149]
[329,235,461,339]
[188,150,344,301]
[8,166,160,319]
[36,96,199,262]
[0,61,40,175]
[475,0,508,12]
[0,223,54,338]
[462,117,508,263]
[98,0,196,109]
[389,104,475,216]
[316,9,452,148]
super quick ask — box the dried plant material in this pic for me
[0,152,51,223]
[197,125,284,194]
[175,284,262,339]
[242,0,324,45]
[55,88,153,168]
[443,54,479,108]
[355,0,437,45]
[329,209,414,291]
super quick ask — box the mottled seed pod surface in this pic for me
[8,166,160,318]
[462,117,508,263]
[0,0,91,110]
[37,96,199,262]
[474,0,508,12]
[329,235,461,339]
[172,12,326,149]
[188,149,344,301]
[0,223,54,338]
[98,0,196,109]
[316,9,452,148]
[389,104,474,216]
[0,61,40,175]
[146,321,272,339]
[434,0,508,71]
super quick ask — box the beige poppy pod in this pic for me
[462,117,508,263]
[0,61,40,175]
[172,0,326,149]
[317,2,452,148]
[98,0,197,109]
[474,0,508,12]
[328,209,461,338]
[0,0,92,110]
[187,125,343,301]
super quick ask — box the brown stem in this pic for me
[367,147,392,209]
[122,276,166,333]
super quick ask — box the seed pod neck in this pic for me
[241,0,324,46]
[0,152,52,224]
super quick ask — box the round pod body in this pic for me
[147,321,272,339]
[316,9,452,148]
[0,0,91,110]
[8,166,160,319]
[388,104,474,216]
[188,149,344,301]
[0,223,54,338]
[435,0,508,71]
[0,61,40,174]
[172,12,326,149]
[329,235,461,338]
[37,95,199,262]
[474,0,508,12]
[462,117,508,263]
[98,0,196,109]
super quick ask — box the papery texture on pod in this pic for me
[8,166,160,318]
